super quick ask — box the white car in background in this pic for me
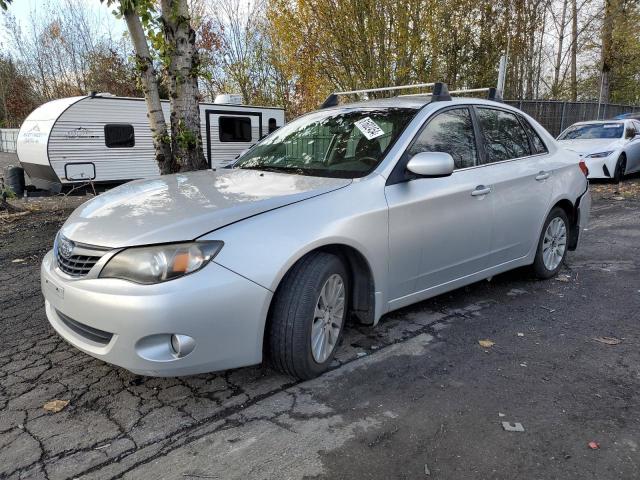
[557,120,640,181]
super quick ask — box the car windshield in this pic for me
[558,123,624,140]
[234,108,417,178]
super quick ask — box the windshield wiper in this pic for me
[237,165,292,173]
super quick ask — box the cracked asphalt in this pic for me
[1,186,639,479]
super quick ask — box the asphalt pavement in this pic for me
[0,191,638,479]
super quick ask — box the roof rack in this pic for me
[320,82,435,108]
[319,82,501,108]
[401,86,502,102]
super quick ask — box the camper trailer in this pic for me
[16,93,285,191]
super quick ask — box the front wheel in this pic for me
[267,252,349,379]
[532,208,569,279]
[613,155,626,183]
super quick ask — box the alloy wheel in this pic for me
[311,273,345,363]
[542,217,567,271]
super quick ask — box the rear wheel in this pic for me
[532,207,569,279]
[613,154,626,183]
[267,252,348,379]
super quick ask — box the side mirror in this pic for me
[406,152,455,178]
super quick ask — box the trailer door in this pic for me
[205,110,262,168]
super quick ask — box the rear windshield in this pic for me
[234,108,417,178]
[558,123,624,140]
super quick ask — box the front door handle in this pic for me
[535,171,551,181]
[471,185,492,196]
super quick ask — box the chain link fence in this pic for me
[505,100,640,137]
[0,129,19,153]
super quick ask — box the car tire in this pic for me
[267,252,349,380]
[532,207,570,279]
[613,154,626,183]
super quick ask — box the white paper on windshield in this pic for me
[354,117,385,140]
[603,124,620,128]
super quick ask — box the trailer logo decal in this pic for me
[66,127,98,139]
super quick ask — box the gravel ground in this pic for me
[0,180,639,479]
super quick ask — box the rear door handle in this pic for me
[471,185,492,196]
[535,171,550,181]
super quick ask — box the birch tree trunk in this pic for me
[123,7,175,174]
[160,0,207,172]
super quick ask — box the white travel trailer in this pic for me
[17,93,285,191]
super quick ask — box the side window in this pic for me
[104,124,135,148]
[219,116,252,142]
[633,121,640,133]
[407,108,477,169]
[625,122,637,139]
[519,116,548,154]
[268,118,279,133]
[476,108,531,163]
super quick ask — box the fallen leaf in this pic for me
[478,339,495,348]
[517,332,525,337]
[555,275,570,283]
[11,258,25,263]
[588,441,600,450]
[43,399,69,413]
[593,336,621,346]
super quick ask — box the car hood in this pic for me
[60,169,351,248]
[557,138,622,156]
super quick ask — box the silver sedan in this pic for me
[41,94,591,379]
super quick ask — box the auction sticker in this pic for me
[354,117,385,140]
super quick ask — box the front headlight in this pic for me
[99,241,223,284]
[585,151,614,158]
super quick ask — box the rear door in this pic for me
[385,107,493,302]
[205,110,262,168]
[474,107,552,265]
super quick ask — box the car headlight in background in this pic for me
[585,151,614,158]
[99,241,223,284]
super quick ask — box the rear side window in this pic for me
[476,108,531,163]
[104,124,135,148]
[219,116,252,142]
[408,107,477,169]
[519,117,548,154]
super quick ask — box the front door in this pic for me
[385,107,493,305]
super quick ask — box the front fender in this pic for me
[199,175,390,319]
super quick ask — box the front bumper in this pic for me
[41,251,273,376]
[584,155,616,179]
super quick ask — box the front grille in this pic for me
[57,310,113,345]
[55,235,106,277]
[57,253,102,276]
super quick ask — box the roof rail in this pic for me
[320,82,435,108]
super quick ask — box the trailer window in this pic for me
[219,116,252,142]
[268,118,279,133]
[105,124,135,148]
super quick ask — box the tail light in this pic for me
[579,160,589,177]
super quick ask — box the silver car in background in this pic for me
[42,85,591,379]
[557,119,640,181]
